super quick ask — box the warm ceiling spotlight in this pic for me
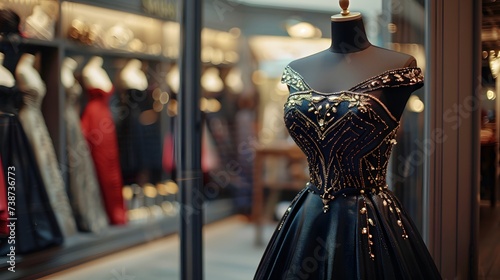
[286,21,318,39]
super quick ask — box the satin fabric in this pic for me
[0,85,63,254]
[65,82,108,232]
[254,66,441,279]
[81,87,127,225]
[254,185,441,280]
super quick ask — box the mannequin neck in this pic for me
[329,17,371,53]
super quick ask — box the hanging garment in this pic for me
[17,81,77,237]
[65,82,109,232]
[0,85,63,254]
[81,87,127,225]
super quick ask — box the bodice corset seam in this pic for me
[282,65,423,95]
[288,90,400,125]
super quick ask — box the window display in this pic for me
[254,3,441,279]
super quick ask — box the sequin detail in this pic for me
[281,65,422,260]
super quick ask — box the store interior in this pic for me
[0,0,497,279]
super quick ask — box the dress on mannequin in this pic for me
[254,8,441,280]
[116,59,161,184]
[0,53,63,253]
[80,56,127,225]
[62,57,108,232]
[16,53,77,237]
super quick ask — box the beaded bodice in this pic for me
[282,65,423,208]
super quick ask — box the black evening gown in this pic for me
[115,89,162,185]
[254,66,441,280]
[0,85,63,254]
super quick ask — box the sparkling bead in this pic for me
[383,200,387,206]
[362,228,368,234]
[360,190,365,194]
[368,218,374,226]
[319,119,324,126]
[308,107,314,112]
[360,207,367,214]
[370,254,375,259]
[397,220,402,226]
[369,234,373,239]
[389,206,393,212]
[312,96,323,102]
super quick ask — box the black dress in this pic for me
[0,85,63,254]
[254,66,441,280]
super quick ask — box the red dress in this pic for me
[81,87,127,225]
[0,157,7,235]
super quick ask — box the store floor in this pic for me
[42,216,274,280]
[40,202,500,280]
[479,201,500,280]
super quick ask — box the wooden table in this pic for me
[252,142,308,246]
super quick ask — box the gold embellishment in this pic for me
[285,93,310,108]
[281,65,421,259]
[378,190,409,239]
[281,66,311,92]
[277,187,308,231]
[360,197,375,260]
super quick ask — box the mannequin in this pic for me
[23,4,56,40]
[61,57,78,89]
[288,6,417,120]
[82,56,113,92]
[16,53,78,237]
[118,59,148,91]
[0,53,15,87]
[0,54,63,253]
[62,57,109,232]
[254,2,440,279]
[81,56,127,225]
[116,59,150,184]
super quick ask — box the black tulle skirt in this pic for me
[254,184,441,280]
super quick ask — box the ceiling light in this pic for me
[287,21,317,39]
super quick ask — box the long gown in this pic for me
[17,79,77,237]
[65,82,109,232]
[254,66,441,279]
[0,85,63,254]
[81,87,127,225]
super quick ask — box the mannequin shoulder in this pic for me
[369,46,417,68]
[288,50,339,69]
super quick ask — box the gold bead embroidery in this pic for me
[281,65,421,259]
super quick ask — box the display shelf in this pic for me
[0,199,235,280]
[63,41,170,62]
[65,0,177,21]
[0,36,60,49]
